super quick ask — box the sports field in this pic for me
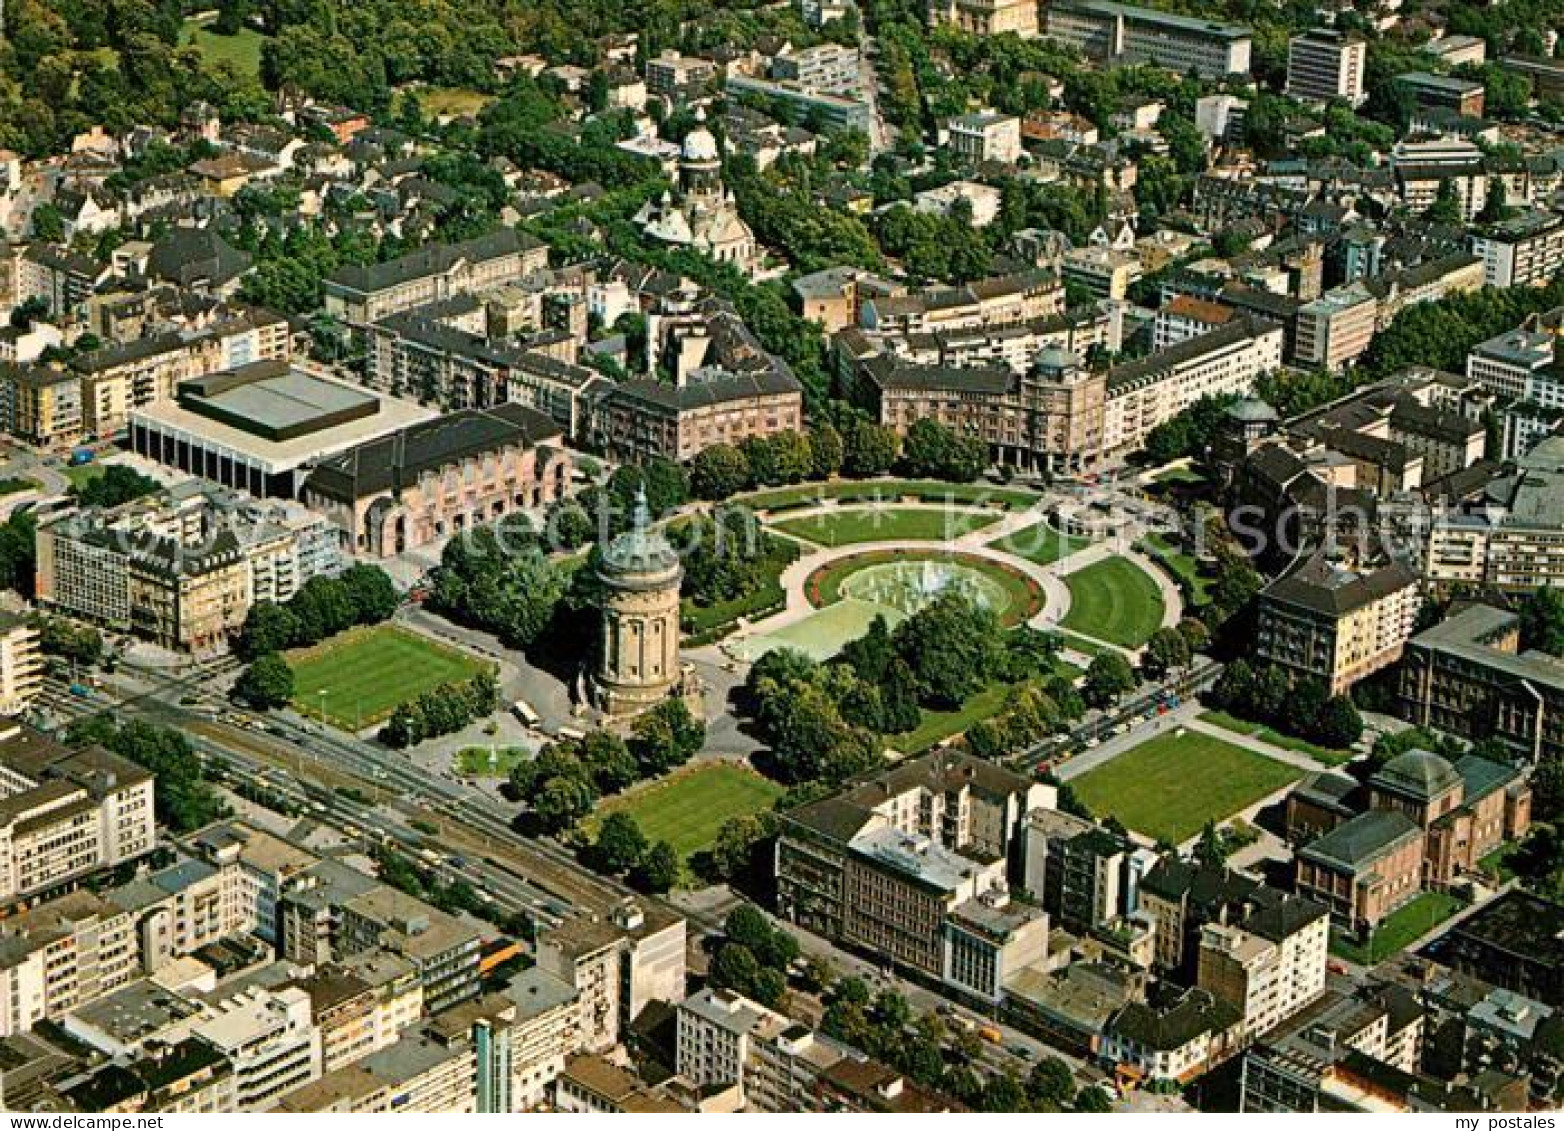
[1070,730,1303,844]
[595,763,784,861]
[771,506,998,547]
[289,625,491,729]
[1060,557,1165,647]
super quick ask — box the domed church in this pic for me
[635,112,759,275]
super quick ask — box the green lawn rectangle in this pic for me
[990,521,1090,566]
[1071,730,1304,844]
[595,764,784,861]
[771,507,999,547]
[455,746,528,779]
[182,19,266,76]
[1060,557,1165,648]
[1143,533,1212,607]
[289,624,491,729]
[1330,891,1463,965]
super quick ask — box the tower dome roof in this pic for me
[601,487,681,580]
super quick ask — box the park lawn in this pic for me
[1198,710,1354,766]
[771,506,999,547]
[1060,557,1165,648]
[593,763,784,863]
[0,477,40,496]
[681,538,800,641]
[889,658,1083,754]
[740,479,1038,512]
[182,19,266,76]
[288,624,491,729]
[1330,891,1464,965]
[990,521,1090,566]
[62,463,107,490]
[455,746,528,779]
[1143,533,1212,607]
[1071,730,1304,844]
[419,88,496,117]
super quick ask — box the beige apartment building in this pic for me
[0,890,139,1037]
[1197,898,1330,1041]
[1295,283,1378,373]
[0,724,156,907]
[1255,551,1421,695]
[1103,317,1285,456]
[323,230,546,326]
[3,364,83,448]
[926,0,1038,37]
[589,370,804,464]
[0,613,42,717]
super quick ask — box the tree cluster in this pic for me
[509,700,704,832]
[588,813,680,893]
[68,716,225,833]
[708,905,800,1009]
[747,597,1069,782]
[381,670,501,749]
[1210,659,1363,749]
[425,519,569,652]
[67,464,160,509]
[235,564,400,659]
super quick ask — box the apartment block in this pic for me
[947,112,1023,165]
[927,0,1039,38]
[366,312,604,432]
[0,613,42,717]
[534,900,686,1053]
[1286,29,1367,107]
[504,968,583,1110]
[1470,210,1564,289]
[1197,897,1330,1040]
[0,724,156,906]
[1466,328,1560,406]
[677,987,786,1103]
[1103,317,1285,455]
[322,230,546,326]
[1294,283,1377,372]
[1,363,84,448]
[1045,0,1253,77]
[776,751,1050,990]
[35,486,342,652]
[1255,550,1421,696]
[0,891,139,1037]
[645,53,717,105]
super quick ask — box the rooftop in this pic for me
[1299,809,1422,874]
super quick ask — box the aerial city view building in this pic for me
[1,0,1563,1117]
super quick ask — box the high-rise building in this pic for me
[1286,29,1367,107]
[0,612,41,717]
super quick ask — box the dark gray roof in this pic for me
[147,227,252,289]
[324,229,540,296]
[1110,989,1241,1051]
[304,403,560,502]
[1299,810,1422,874]
[1262,550,1417,618]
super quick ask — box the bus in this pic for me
[511,699,541,727]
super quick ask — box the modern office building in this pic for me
[1045,0,1253,77]
[1286,30,1367,107]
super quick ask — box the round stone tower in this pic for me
[591,488,684,718]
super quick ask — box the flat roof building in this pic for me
[129,360,436,497]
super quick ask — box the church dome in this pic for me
[682,126,719,163]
